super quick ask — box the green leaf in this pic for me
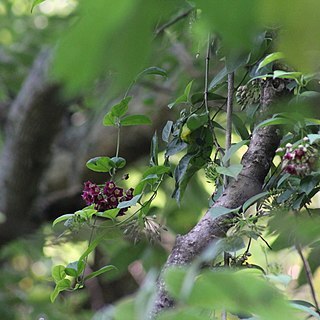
[137,66,167,78]
[142,165,171,178]
[222,140,249,165]
[257,52,285,70]
[65,261,80,277]
[110,157,126,169]
[117,194,141,209]
[150,132,159,166]
[208,206,240,219]
[216,164,243,179]
[96,208,120,219]
[232,114,250,140]
[164,268,298,320]
[255,117,294,130]
[111,97,131,117]
[209,66,228,90]
[290,301,320,319]
[162,121,173,143]
[52,213,74,227]
[31,0,46,12]
[242,191,269,212]
[120,114,151,126]
[186,113,208,131]
[307,134,320,144]
[50,279,71,303]
[305,117,320,125]
[103,113,116,126]
[168,94,188,109]
[84,265,117,281]
[86,156,113,172]
[190,92,225,104]
[273,70,302,80]
[184,80,194,100]
[52,265,66,282]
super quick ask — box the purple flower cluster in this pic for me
[82,180,134,215]
[277,137,317,176]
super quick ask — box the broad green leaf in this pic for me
[168,94,188,109]
[290,301,320,319]
[142,165,171,178]
[222,140,249,165]
[120,114,151,126]
[242,191,269,212]
[86,156,113,172]
[305,117,320,125]
[84,265,117,281]
[103,113,116,126]
[216,164,243,179]
[137,66,167,78]
[222,235,246,253]
[31,0,46,12]
[52,265,66,282]
[162,120,173,142]
[186,113,208,131]
[190,92,225,104]
[225,52,250,73]
[134,174,158,195]
[209,66,228,90]
[255,117,294,130]
[117,194,141,209]
[184,80,194,100]
[53,0,173,94]
[110,157,126,169]
[110,97,131,117]
[232,114,250,140]
[164,268,298,320]
[96,208,120,219]
[52,213,74,227]
[65,261,80,277]
[50,279,71,303]
[211,120,225,131]
[257,52,285,70]
[165,138,188,157]
[208,206,240,219]
[307,134,320,144]
[273,70,302,80]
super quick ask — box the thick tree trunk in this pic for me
[0,51,68,244]
[152,79,288,316]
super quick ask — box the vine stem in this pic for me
[296,243,320,311]
[204,34,211,119]
[80,216,97,285]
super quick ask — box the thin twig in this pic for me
[224,72,234,188]
[204,34,211,119]
[296,243,320,311]
[155,7,194,36]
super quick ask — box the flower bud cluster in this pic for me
[276,137,317,176]
[236,79,261,110]
[82,180,134,215]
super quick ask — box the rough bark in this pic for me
[152,79,287,316]
[0,51,68,244]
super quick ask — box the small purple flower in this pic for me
[294,148,305,159]
[113,187,124,197]
[283,152,294,160]
[82,181,100,205]
[103,181,116,195]
[284,164,297,175]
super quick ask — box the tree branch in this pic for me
[151,79,287,317]
[0,50,68,244]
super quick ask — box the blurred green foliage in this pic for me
[1,0,320,319]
